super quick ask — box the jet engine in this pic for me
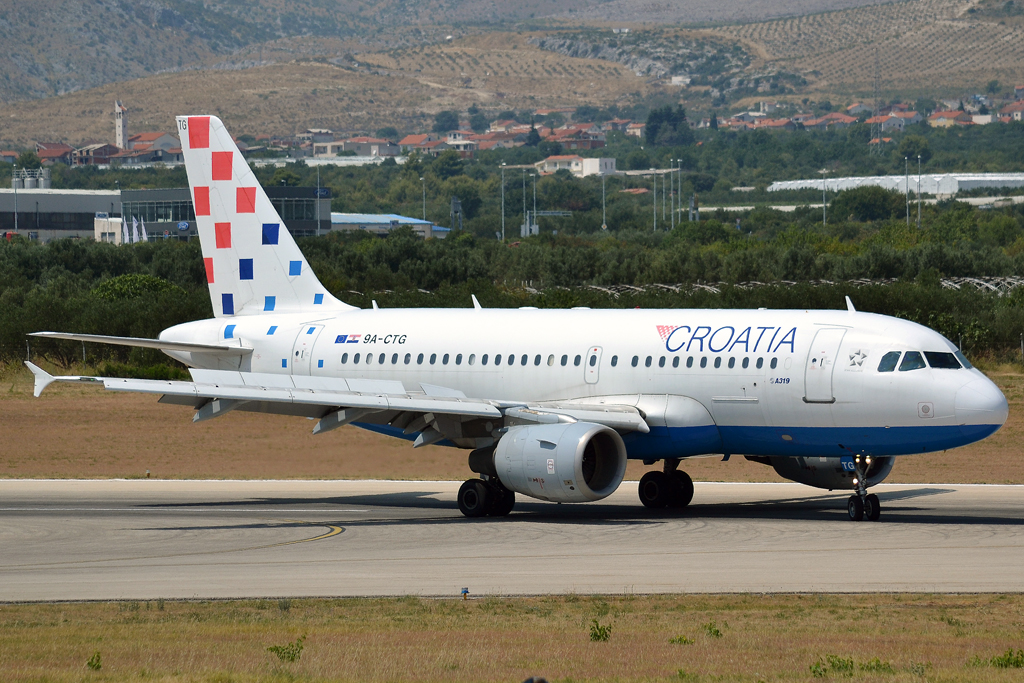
[748,455,895,490]
[492,422,628,503]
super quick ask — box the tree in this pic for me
[376,126,399,141]
[538,140,563,157]
[829,186,903,222]
[645,105,693,146]
[897,135,932,164]
[526,126,541,147]
[16,151,42,169]
[433,111,460,134]
[431,150,464,180]
[469,112,489,133]
[271,168,301,186]
[987,79,1000,95]
[709,112,718,130]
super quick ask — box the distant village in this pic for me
[4,87,1024,182]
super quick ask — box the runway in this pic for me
[1,479,1023,600]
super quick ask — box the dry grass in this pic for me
[1,594,1023,681]
[0,361,1020,484]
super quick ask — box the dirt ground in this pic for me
[1,364,1021,483]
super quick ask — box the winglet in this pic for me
[471,294,482,310]
[845,296,856,313]
[24,361,56,397]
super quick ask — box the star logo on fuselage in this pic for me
[849,349,867,366]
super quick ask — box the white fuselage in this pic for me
[160,306,1008,460]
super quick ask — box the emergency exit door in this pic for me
[803,328,846,403]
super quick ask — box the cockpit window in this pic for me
[924,351,962,369]
[898,351,927,371]
[877,351,901,372]
[955,350,973,369]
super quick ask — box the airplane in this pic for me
[26,115,1009,522]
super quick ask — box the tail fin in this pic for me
[175,115,354,317]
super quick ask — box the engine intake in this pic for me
[493,422,627,503]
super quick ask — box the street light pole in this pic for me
[420,177,426,221]
[917,155,923,225]
[651,168,657,231]
[669,159,675,229]
[521,169,526,237]
[601,173,607,230]
[531,173,537,234]
[820,169,827,226]
[12,163,17,234]
[905,156,910,226]
[500,162,506,241]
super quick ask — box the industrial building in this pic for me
[330,213,446,239]
[1,185,331,242]
[768,173,1024,195]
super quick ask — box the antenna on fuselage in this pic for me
[845,296,856,313]
[471,295,482,310]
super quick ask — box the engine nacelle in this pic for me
[493,422,627,503]
[763,455,895,490]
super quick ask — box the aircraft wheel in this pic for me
[458,479,491,518]
[864,493,881,521]
[667,470,694,508]
[639,471,673,509]
[487,480,516,517]
[847,495,864,522]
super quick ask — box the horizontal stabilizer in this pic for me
[24,361,102,397]
[29,332,252,355]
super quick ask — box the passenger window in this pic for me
[417,353,424,364]
[353,352,361,364]
[391,353,398,364]
[700,357,707,368]
[575,355,582,366]
[589,355,597,367]
[429,353,436,365]
[494,354,501,365]
[468,354,476,365]
[341,353,348,364]
[714,357,722,368]
[770,358,777,369]
[560,354,568,366]
[658,356,666,368]
[899,351,926,371]
[955,350,973,369]
[456,353,463,365]
[611,355,618,367]
[547,354,555,366]
[534,354,541,366]
[877,351,901,372]
[687,356,693,368]
[728,357,735,369]
[482,354,488,366]
[645,356,652,368]
[742,357,749,369]
[404,353,411,364]
[925,351,961,369]
[378,353,385,364]
[366,353,373,365]
[443,353,450,365]
[756,357,763,369]
[521,354,528,366]
[672,357,679,368]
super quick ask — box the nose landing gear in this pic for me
[847,454,881,521]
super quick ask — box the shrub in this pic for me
[589,619,612,642]
[991,648,1024,668]
[702,621,723,638]
[669,634,695,645]
[267,634,306,663]
[86,651,101,671]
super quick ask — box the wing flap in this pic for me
[30,332,251,355]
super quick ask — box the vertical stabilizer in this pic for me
[176,115,354,318]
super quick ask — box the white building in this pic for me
[768,173,1024,195]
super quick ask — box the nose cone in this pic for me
[956,378,1009,435]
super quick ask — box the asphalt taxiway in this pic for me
[1,480,1022,600]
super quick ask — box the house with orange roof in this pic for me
[999,101,1024,121]
[34,142,73,165]
[488,119,519,133]
[752,118,796,131]
[398,133,436,152]
[1,150,18,163]
[846,103,872,116]
[625,122,645,138]
[928,110,972,127]
[127,132,178,151]
[72,143,120,165]
[605,118,632,132]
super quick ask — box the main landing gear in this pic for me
[457,478,515,518]
[638,459,694,509]
[847,454,881,522]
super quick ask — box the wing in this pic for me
[25,363,648,448]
